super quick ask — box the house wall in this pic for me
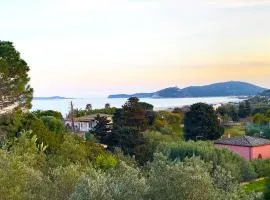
[215,144,251,160]
[65,121,95,132]
[251,145,270,160]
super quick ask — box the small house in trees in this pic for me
[65,114,112,132]
[214,136,270,160]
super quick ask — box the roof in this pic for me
[66,114,112,122]
[214,136,270,147]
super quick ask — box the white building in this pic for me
[212,103,222,111]
[65,114,112,132]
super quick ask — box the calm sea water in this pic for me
[31,96,243,117]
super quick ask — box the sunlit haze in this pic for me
[1,0,270,97]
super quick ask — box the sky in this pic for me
[0,0,270,97]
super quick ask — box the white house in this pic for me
[212,103,222,110]
[65,114,112,132]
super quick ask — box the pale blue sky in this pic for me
[1,0,270,97]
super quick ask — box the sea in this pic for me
[31,96,243,117]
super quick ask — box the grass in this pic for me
[242,178,267,193]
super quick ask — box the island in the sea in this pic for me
[108,81,266,98]
[33,96,74,100]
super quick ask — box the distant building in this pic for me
[65,114,112,132]
[214,135,270,160]
[212,103,222,110]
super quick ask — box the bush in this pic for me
[146,154,252,200]
[158,141,257,182]
[70,162,148,200]
[251,159,270,178]
[95,154,117,170]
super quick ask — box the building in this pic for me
[214,135,270,160]
[65,114,112,132]
[212,103,222,111]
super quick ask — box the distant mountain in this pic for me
[108,81,266,98]
[33,96,74,100]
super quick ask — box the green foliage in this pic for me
[32,110,63,120]
[0,112,64,152]
[224,124,245,137]
[146,155,216,200]
[246,124,270,139]
[159,141,257,182]
[0,131,50,199]
[238,100,252,118]
[70,162,148,200]
[184,103,224,140]
[95,154,117,170]
[0,127,257,200]
[0,41,33,109]
[122,97,149,131]
[108,126,144,155]
[51,134,89,166]
[0,111,23,140]
[40,116,66,134]
[22,113,64,153]
[91,114,111,143]
[106,98,157,165]
[264,177,270,200]
[217,104,239,122]
[152,111,184,139]
[144,130,175,144]
[48,164,84,200]
[146,154,251,200]
[253,113,270,125]
[251,159,270,178]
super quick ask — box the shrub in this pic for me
[251,159,270,178]
[158,141,257,182]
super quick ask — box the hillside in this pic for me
[261,90,270,97]
[108,81,266,98]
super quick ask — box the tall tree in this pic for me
[0,41,33,111]
[91,114,111,143]
[122,97,148,131]
[238,100,251,118]
[184,103,224,140]
[105,103,110,109]
[85,104,92,111]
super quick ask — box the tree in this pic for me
[122,97,148,131]
[217,104,239,122]
[91,114,111,143]
[0,41,33,110]
[107,126,144,154]
[32,110,63,120]
[40,116,66,134]
[184,103,224,140]
[238,100,251,118]
[105,103,110,109]
[85,104,92,111]
[138,102,154,111]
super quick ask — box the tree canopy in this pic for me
[184,103,224,140]
[0,41,33,111]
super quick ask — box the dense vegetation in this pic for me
[1,41,269,199]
